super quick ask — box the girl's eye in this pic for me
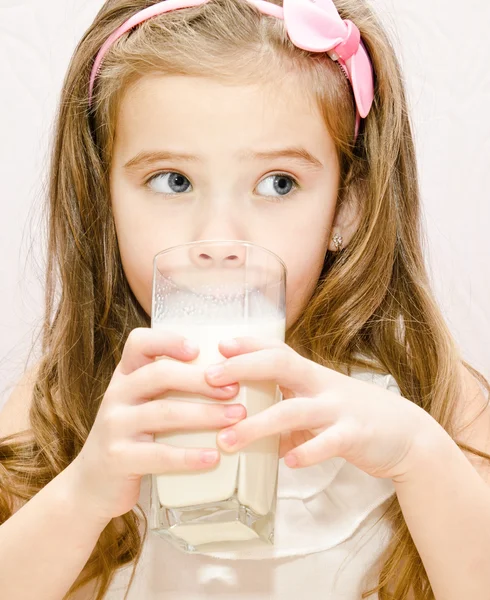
[147,172,192,194]
[255,174,298,198]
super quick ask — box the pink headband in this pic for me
[89,0,374,137]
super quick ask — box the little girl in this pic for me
[1,0,489,599]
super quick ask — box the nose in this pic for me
[189,242,247,269]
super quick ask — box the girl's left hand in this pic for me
[205,338,444,482]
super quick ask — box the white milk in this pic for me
[153,317,285,516]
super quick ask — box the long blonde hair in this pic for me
[0,0,488,598]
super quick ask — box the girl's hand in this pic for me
[69,328,244,523]
[205,338,440,482]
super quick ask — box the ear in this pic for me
[327,195,360,251]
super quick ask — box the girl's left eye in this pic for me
[255,174,298,198]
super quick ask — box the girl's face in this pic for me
[110,75,344,327]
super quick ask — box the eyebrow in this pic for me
[123,147,324,171]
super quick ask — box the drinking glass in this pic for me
[149,240,287,553]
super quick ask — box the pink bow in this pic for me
[283,0,374,120]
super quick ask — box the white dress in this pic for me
[104,370,401,600]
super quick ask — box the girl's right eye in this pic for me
[147,172,193,195]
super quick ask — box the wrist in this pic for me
[57,460,112,531]
[393,413,457,486]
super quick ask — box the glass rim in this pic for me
[153,240,288,276]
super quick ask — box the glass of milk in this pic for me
[149,240,286,554]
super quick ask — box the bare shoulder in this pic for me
[0,365,39,440]
[68,579,99,600]
[453,363,490,482]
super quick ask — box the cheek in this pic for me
[278,206,334,328]
[111,191,163,315]
[285,248,326,328]
[117,228,155,315]
[110,176,194,315]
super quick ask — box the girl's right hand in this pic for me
[67,328,244,523]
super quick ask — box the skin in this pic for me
[110,74,355,328]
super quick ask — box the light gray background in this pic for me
[1,0,489,406]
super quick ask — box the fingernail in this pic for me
[224,404,244,418]
[284,454,298,468]
[206,364,225,380]
[200,450,219,464]
[220,385,237,394]
[218,429,237,447]
[183,340,199,354]
[221,338,239,351]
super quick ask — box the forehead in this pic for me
[113,75,336,160]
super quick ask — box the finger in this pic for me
[108,360,239,406]
[216,398,335,452]
[123,442,221,475]
[218,336,284,358]
[278,429,314,458]
[131,399,247,434]
[282,425,352,469]
[117,328,200,376]
[278,431,295,459]
[205,347,326,397]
